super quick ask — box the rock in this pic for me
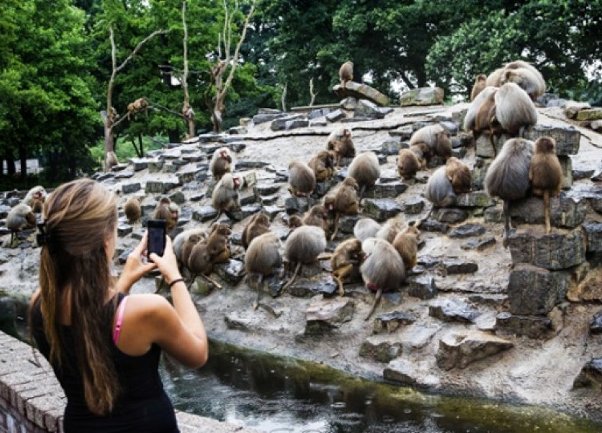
[237,161,270,170]
[508,228,586,270]
[429,298,481,323]
[145,179,180,194]
[455,191,495,208]
[310,119,327,127]
[117,224,133,237]
[256,182,282,196]
[431,208,468,224]
[583,221,602,254]
[495,312,554,339]
[475,133,507,158]
[286,118,310,130]
[252,112,286,125]
[399,87,444,107]
[340,97,358,110]
[573,168,596,180]
[373,310,417,333]
[509,195,587,229]
[115,170,134,179]
[359,335,402,363]
[591,119,602,131]
[573,358,602,388]
[441,258,478,275]
[289,275,338,298]
[590,311,602,335]
[305,296,355,335]
[214,259,245,285]
[436,331,513,370]
[569,269,602,302]
[364,180,407,199]
[130,158,152,171]
[575,108,602,121]
[471,157,492,191]
[176,166,201,184]
[326,109,347,122]
[389,126,414,140]
[224,312,255,332]
[406,275,438,300]
[355,99,386,119]
[332,81,390,106]
[564,101,591,119]
[263,205,283,219]
[448,224,486,238]
[338,214,360,234]
[121,182,141,194]
[192,206,218,222]
[400,196,425,214]
[362,199,402,221]
[419,219,449,233]
[558,155,573,189]
[507,264,571,315]
[380,140,402,156]
[524,124,581,156]
[284,195,315,214]
[461,236,496,251]
[147,159,164,173]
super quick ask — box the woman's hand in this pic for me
[148,236,182,284]
[115,232,157,293]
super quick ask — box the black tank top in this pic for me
[30,293,180,433]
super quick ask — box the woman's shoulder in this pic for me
[124,293,174,321]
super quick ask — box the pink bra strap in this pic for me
[112,296,129,345]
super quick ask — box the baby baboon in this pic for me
[282,225,327,291]
[245,232,282,308]
[308,150,336,182]
[360,238,406,321]
[529,137,563,233]
[6,204,36,247]
[187,240,213,287]
[445,157,472,194]
[484,138,534,247]
[173,228,207,266]
[242,212,270,249]
[329,177,360,240]
[287,214,303,230]
[353,218,381,242]
[23,186,47,213]
[408,142,431,169]
[470,74,487,101]
[425,166,456,208]
[392,222,420,270]
[206,223,232,264]
[212,173,241,222]
[348,151,380,202]
[127,97,148,119]
[397,148,421,180]
[339,61,354,87]
[124,196,142,224]
[303,205,330,236]
[179,233,204,272]
[494,82,537,136]
[331,238,365,296]
[210,147,234,180]
[376,216,407,244]
[409,124,452,162]
[288,161,316,197]
[327,128,355,167]
[153,197,179,232]
[501,60,546,100]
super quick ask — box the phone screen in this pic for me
[147,219,166,256]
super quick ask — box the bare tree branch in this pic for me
[115,29,168,73]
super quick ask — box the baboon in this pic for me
[470,74,487,101]
[392,223,420,270]
[409,124,452,162]
[353,218,381,242]
[484,138,534,247]
[212,173,241,222]
[425,166,456,208]
[445,157,472,194]
[327,128,355,167]
[187,240,213,287]
[124,196,142,224]
[339,61,354,87]
[408,142,431,169]
[360,238,406,321]
[494,82,537,136]
[6,204,36,247]
[287,214,303,230]
[23,186,46,213]
[302,205,330,236]
[153,197,179,232]
[210,147,234,180]
[127,97,148,119]
[242,212,270,249]
[105,151,118,172]
[376,216,407,244]
[179,233,204,272]
[173,228,207,265]
[501,60,546,100]
[463,86,499,135]
[308,150,336,182]
[485,67,505,87]
[245,232,282,308]
[329,177,360,240]
[288,161,316,197]
[529,137,563,233]
[397,149,421,180]
[282,226,327,292]
[331,238,365,296]
[206,223,232,264]
[348,151,380,201]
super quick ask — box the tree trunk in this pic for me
[5,152,15,176]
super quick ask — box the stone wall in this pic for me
[0,331,257,433]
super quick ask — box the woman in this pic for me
[29,178,207,433]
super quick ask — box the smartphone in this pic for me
[147,219,166,257]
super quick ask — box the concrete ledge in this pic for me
[0,331,259,433]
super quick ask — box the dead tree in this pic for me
[210,0,256,132]
[181,1,196,139]
[309,78,318,107]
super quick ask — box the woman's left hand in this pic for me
[114,232,157,293]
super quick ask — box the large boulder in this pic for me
[332,81,390,106]
[399,87,444,107]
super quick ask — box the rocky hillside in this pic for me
[1,95,602,423]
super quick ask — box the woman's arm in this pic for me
[114,232,157,294]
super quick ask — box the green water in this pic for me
[160,341,602,433]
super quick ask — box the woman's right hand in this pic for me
[148,236,182,284]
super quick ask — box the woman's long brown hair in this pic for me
[34,178,119,415]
